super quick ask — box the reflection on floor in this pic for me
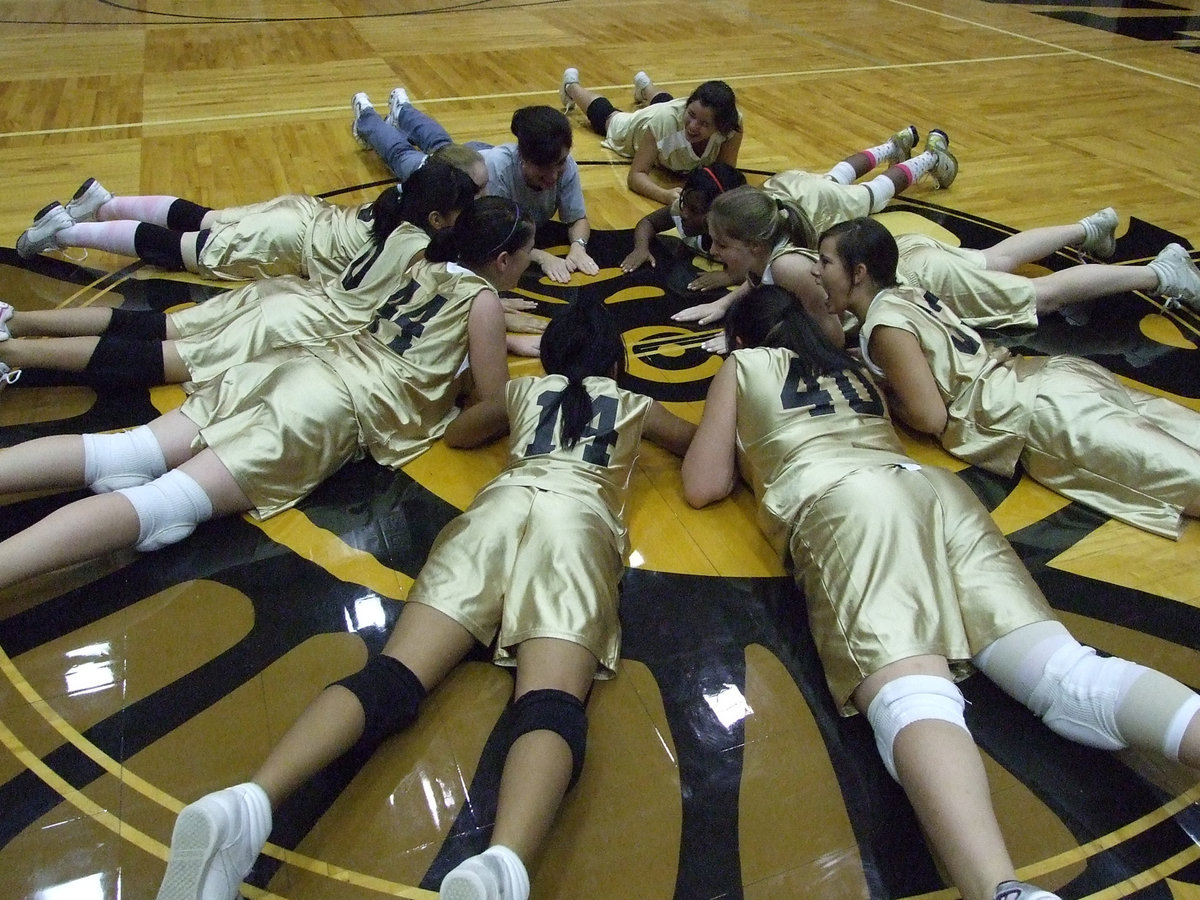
[1,204,1199,900]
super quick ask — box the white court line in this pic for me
[886,0,1200,90]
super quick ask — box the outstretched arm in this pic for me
[622,205,675,272]
[681,357,739,507]
[642,400,696,457]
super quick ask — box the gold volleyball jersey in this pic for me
[327,258,493,468]
[405,375,653,678]
[602,98,738,173]
[490,374,655,548]
[861,286,1200,537]
[756,242,817,287]
[196,195,373,283]
[761,170,872,236]
[731,346,1053,711]
[181,258,492,517]
[860,284,1044,476]
[731,346,907,554]
[894,233,1038,330]
[174,223,430,382]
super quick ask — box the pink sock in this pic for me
[56,220,140,256]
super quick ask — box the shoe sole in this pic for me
[439,869,489,900]
[155,806,223,900]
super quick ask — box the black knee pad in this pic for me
[165,197,211,232]
[334,654,426,758]
[509,689,588,790]
[133,223,186,270]
[83,334,166,387]
[585,97,617,136]
[107,307,168,340]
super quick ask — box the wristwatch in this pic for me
[572,237,588,248]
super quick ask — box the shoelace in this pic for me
[1,368,21,385]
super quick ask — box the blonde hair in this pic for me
[708,185,817,250]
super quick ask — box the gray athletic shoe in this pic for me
[1149,243,1200,311]
[560,67,579,113]
[993,880,1062,900]
[887,124,919,163]
[16,201,73,259]
[1076,206,1118,259]
[64,177,113,222]
[350,91,373,147]
[925,129,958,189]
[385,86,410,128]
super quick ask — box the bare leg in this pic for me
[0,334,183,383]
[492,637,597,861]
[0,335,102,373]
[982,224,1086,273]
[853,655,1015,900]
[5,307,114,338]
[1033,263,1157,314]
[563,82,613,128]
[252,602,477,806]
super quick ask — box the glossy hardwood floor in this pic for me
[1,2,1198,899]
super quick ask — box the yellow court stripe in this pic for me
[0,646,434,896]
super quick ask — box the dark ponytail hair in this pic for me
[369,160,477,242]
[726,284,861,378]
[680,162,746,212]
[820,218,900,288]
[686,80,740,134]
[424,196,535,268]
[708,186,817,251]
[511,105,572,167]
[539,298,627,449]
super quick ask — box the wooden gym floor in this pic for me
[0,1,1199,898]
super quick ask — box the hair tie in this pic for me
[485,203,522,257]
[702,166,725,193]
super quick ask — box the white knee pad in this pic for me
[83,426,167,493]
[115,469,213,551]
[1025,642,1142,751]
[866,675,969,781]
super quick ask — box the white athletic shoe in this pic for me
[385,86,411,128]
[350,91,374,147]
[439,845,530,900]
[155,782,272,900]
[0,300,13,341]
[1076,206,1118,260]
[924,129,959,189]
[16,201,74,259]
[560,67,579,113]
[887,124,919,164]
[633,70,654,106]
[993,880,1062,900]
[64,177,113,223]
[1149,243,1200,311]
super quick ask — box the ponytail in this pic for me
[369,160,476,242]
[708,186,817,252]
[539,298,626,448]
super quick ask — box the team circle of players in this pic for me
[3,69,1200,900]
